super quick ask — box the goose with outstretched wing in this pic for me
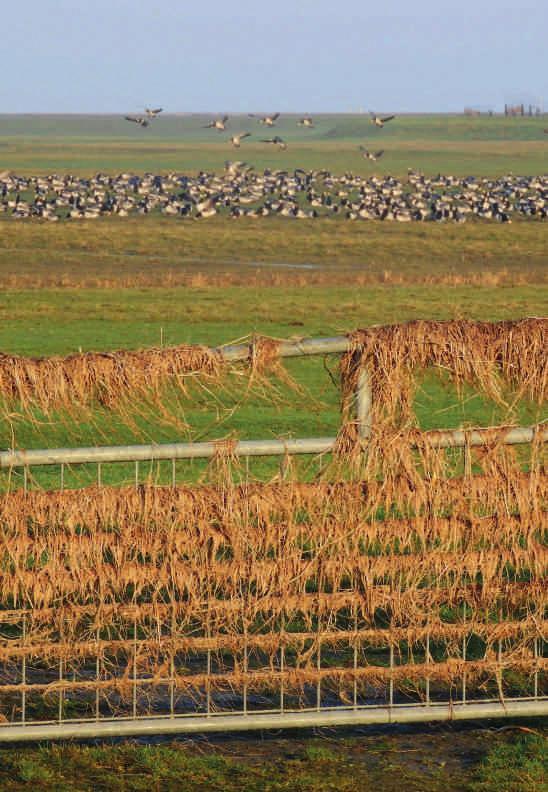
[204,115,229,131]
[260,136,287,150]
[230,132,251,148]
[359,146,384,161]
[370,112,395,128]
[125,115,149,128]
[249,113,280,126]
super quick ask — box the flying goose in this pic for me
[250,113,280,126]
[370,112,395,128]
[124,115,150,128]
[230,132,251,148]
[204,115,229,131]
[224,160,253,176]
[298,116,314,128]
[145,108,163,118]
[359,147,384,161]
[260,136,287,150]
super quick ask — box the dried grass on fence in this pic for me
[0,440,545,713]
[341,318,547,425]
[0,319,545,424]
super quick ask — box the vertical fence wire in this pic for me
[95,629,100,720]
[243,621,248,716]
[280,614,285,714]
[21,614,26,725]
[497,608,504,701]
[58,657,64,722]
[534,638,539,699]
[353,611,358,710]
[462,611,467,705]
[170,611,175,718]
[206,615,211,717]
[316,619,322,711]
[132,617,138,719]
[425,632,431,705]
[389,643,394,707]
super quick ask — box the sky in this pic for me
[3,1,547,113]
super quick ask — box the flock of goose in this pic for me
[0,168,545,223]
[124,109,395,154]
[0,110,545,223]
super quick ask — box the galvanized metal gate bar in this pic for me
[218,335,351,361]
[0,699,546,743]
[0,426,544,468]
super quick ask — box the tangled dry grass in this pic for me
[0,439,545,716]
[0,318,546,720]
[0,318,545,426]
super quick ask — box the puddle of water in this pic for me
[249,262,320,270]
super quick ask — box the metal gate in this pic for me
[0,334,546,741]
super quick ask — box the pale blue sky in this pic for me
[3,1,547,113]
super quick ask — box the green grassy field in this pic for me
[1,113,547,175]
[1,217,547,289]
[0,114,546,787]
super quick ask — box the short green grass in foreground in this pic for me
[0,728,545,791]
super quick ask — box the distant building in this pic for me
[464,106,494,116]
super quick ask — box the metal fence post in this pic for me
[356,368,372,441]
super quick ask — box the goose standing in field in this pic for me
[260,136,287,150]
[230,132,251,148]
[298,116,314,128]
[204,115,229,131]
[359,147,384,162]
[124,115,150,128]
[145,108,163,119]
[370,112,395,128]
[250,113,280,126]
[0,170,546,224]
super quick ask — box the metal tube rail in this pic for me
[0,699,545,743]
[0,426,544,468]
[218,336,351,361]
